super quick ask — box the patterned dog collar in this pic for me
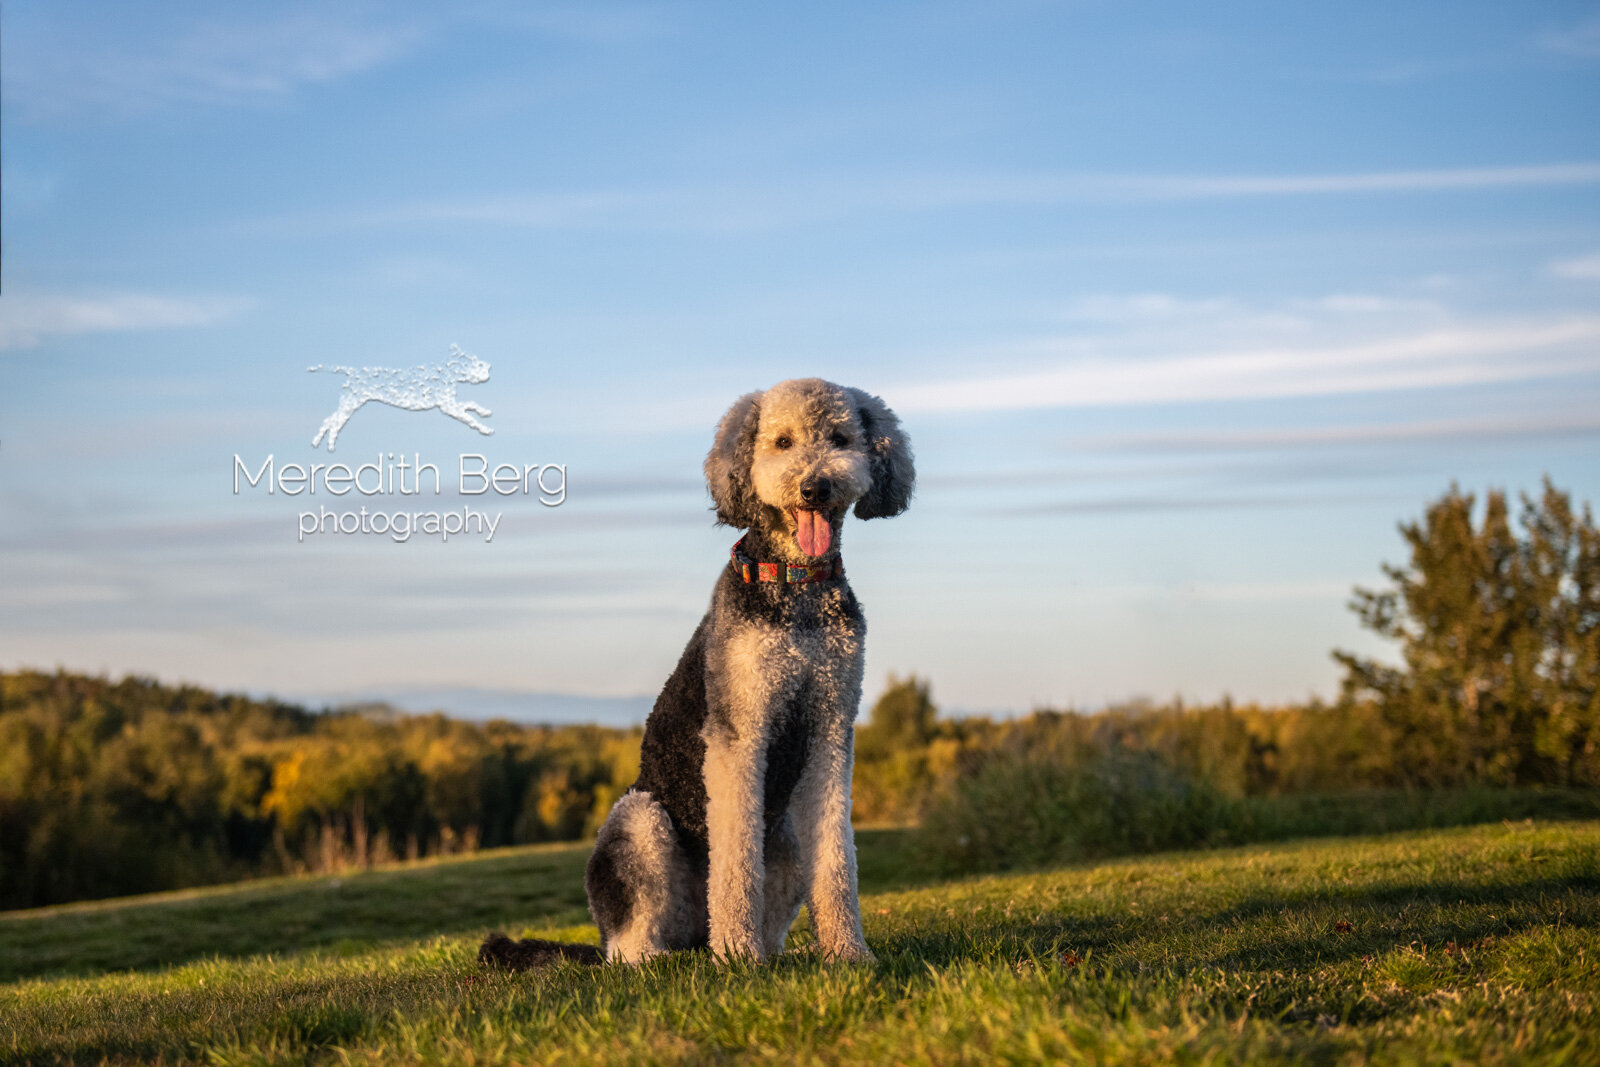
[730,536,844,585]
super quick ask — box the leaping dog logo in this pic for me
[309,344,493,451]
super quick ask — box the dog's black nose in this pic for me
[799,477,833,505]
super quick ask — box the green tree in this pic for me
[858,674,937,755]
[1334,479,1600,787]
[852,675,946,822]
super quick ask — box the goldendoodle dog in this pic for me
[480,378,913,968]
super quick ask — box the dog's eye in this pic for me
[830,432,849,447]
[774,435,793,450]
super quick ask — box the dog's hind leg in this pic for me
[761,812,804,956]
[585,790,699,964]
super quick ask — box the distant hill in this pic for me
[286,686,655,727]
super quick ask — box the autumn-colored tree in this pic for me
[853,675,967,823]
[1334,480,1600,787]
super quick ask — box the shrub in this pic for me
[917,747,1600,876]
[917,746,1240,874]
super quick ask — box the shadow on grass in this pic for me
[6,823,1595,993]
[13,833,1599,1066]
[0,844,596,983]
[866,868,1599,980]
[11,968,405,1065]
[1200,868,1600,970]
[0,829,934,983]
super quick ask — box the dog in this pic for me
[309,344,493,451]
[480,378,913,968]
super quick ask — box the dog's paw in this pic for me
[711,933,766,964]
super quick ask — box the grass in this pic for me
[2,821,1597,1064]
[921,772,1600,875]
[0,829,927,985]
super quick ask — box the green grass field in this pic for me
[3,821,1596,1065]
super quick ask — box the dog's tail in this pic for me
[478,932,604,971]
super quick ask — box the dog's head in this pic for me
[447,345,491,384]
[705,378,914,560]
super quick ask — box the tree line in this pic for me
[0,676,640,909]
[856,480,1597,821]
[3,479,1595,909]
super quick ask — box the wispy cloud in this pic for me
[0,291,248,350]
[1538,16,1600,58]
[893,162,1600,203]
[892,316,1600,413]
[1295,294,1445,315]
[1083,412,1600,454]
[1053,292,1446,332]
[1003,491,1400,517]
[1059,293,1245,323]
[244,161,1600,236]
[347,191,669,229]
[1550,252,1600,280]
[6,7,423,119]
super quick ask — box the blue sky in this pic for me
[3,1,1598,719]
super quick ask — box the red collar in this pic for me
[730,535,844,585]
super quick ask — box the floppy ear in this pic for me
[848,388,915,519]
[704,390,764,527]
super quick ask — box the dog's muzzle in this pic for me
[799,476,832,505]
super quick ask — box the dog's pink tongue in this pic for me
[795,509,831,557]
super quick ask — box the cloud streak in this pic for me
[1082,411,1600,454]
[1550,252,1600,280]
[881,163,1600,207]
[1001,491,1403,517]
[244,161,1600,236]
[891,317,1600,414]
[0,291,248,350]
[6,7,423,119]
[1539,16,1600,59]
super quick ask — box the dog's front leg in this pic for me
[701,720,768,962]
[793,712,873,963]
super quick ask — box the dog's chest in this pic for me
[706,579,864,739]
[761,590,858,668]
[708,592,860,830]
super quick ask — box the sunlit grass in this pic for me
[3,821,1596,1064]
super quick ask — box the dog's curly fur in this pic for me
[480,378,913,968]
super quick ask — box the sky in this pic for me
[2,1,1598,722]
